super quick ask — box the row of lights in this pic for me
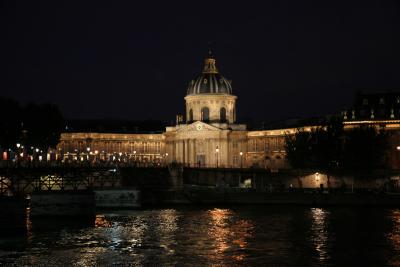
[64,147,170,162]
[215,146,245,168]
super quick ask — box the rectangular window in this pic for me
[265,139,270,151]
[156,142,161,153]
[250,139,257,152]
[143,142,147,153]
[232,141,238,149]
[233,155,238,166]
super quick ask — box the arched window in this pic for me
[201,107,209,122]
[189,109,193,122]
[220,107,227,122]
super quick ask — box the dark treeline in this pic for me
[0,97,65,151]
[285,117,389,178]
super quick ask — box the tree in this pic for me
[343,126,388,174]
[309,117,344,187]
[23,103,65,150]
[0,97,22,149]
[0,97,65,153]
[285,129,313,187]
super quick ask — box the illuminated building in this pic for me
[58,54,400,169]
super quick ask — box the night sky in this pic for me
[1,1,400,123]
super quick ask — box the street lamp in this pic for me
[239,151,243,168]
[86,147,90,161]
[165,152,168,166]
[16,143,21,160]
[216,146,219,168]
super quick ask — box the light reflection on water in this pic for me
[310,208,330,263]
[208,208,254,264]
[1,207,400,266]
[388,209,400,266]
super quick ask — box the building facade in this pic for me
[57,55,400,169]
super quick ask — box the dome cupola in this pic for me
[186,53,232,95]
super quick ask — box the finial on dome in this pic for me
[203,45,218,74]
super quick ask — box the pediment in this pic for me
[177,121,221,133]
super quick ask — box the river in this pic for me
[0,206,399,266]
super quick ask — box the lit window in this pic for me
[265,139,270,151]
[203,79,207,84]
[250,139,257,152]
[156,142,161,153]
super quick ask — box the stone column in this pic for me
[190,139,195,166]
[185,140,188,164]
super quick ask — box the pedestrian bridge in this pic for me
[0,166,121,196]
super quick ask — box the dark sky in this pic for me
[1,1,400,123]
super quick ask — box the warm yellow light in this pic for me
[87,147,90,152]
[95,150,99,154]
[16,143,21,148]
[239,151,243,156]
[397,146,400,151]
[165,153,168,156]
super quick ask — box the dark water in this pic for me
[0,207,400,266]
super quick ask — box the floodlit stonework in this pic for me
[57,54,294,169]
[57,54,400,169]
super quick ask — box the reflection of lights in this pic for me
[387,209,400,264]
[208,208,254,264]
[95,215,111,228]
[209,208,231,253]
[310,208,329,263]
[156,209,178,254]
[315,172,320,181]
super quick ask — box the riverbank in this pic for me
[141,188,400,207]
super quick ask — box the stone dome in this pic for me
[186,55,232,95]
